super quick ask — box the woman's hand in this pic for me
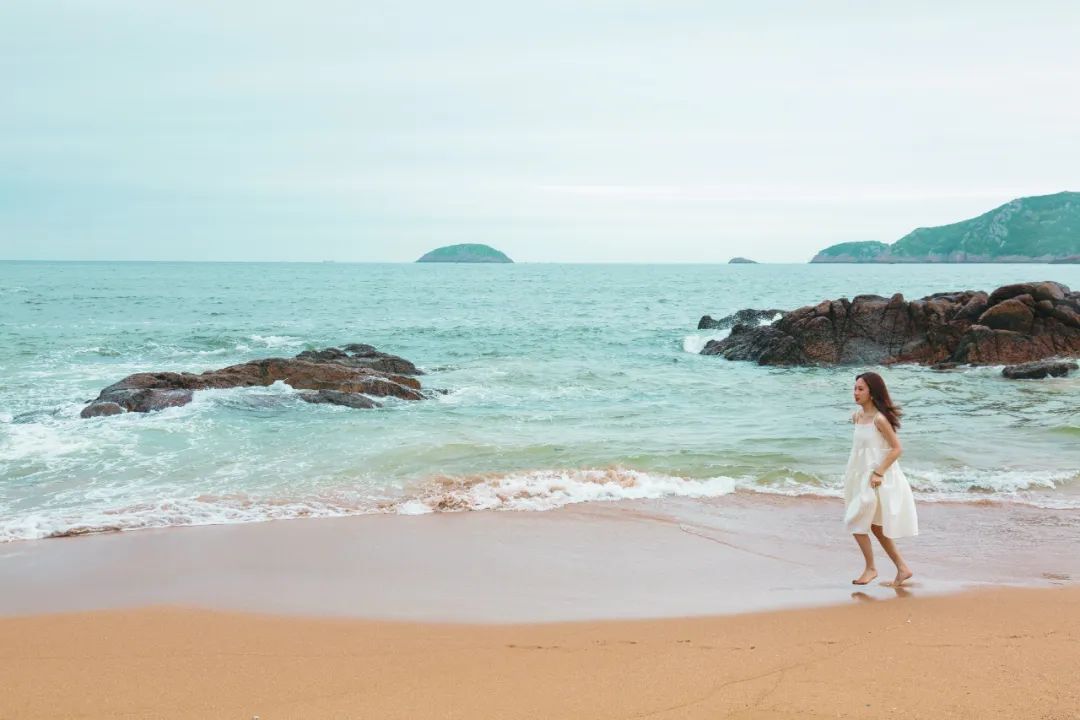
[869,472,883,488]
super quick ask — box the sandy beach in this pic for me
[1,494,1078,718]
[3,587,1079,719]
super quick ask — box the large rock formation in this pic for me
[701,281,1080,366]
[81,345,425,418]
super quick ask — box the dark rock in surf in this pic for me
[80,345,425,418]
[79,401,125,418]
[1001,359,1079,379]
[697,308,787,330]
[700,281,1080,367]
[300,389,382,408]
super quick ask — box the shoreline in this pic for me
[1,493,1076,621]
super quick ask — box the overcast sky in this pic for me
[3,0,1078,262]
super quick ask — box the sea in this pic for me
[1,261,1078,542]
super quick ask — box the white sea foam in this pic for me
[682,329,730,354]
[909,467,1071,495]
[0,494,376,543]
[904,467,1080,508]
[434,382,600,407]
[249,334,304,348]
[0,469,744,541]
[682,312,777,354]
[392,468,741,514]
[0,422,93,464]
[191,380,300,403]
[1,462,1077,542]
[737,466,1079,509]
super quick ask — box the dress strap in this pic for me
[855,409,879,425]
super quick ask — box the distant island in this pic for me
[811,191,1080,263]
[728,257,758,264]
[416,244,513,263]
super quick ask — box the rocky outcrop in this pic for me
[728,257,758,264]
[296,344,423,376]
[86,388,195,415]
[81,346,424,417]
[701,281,1080,367]
[1002,359,1078,379]
[698,308,787,330]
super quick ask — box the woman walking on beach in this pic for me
[844,371,917,586]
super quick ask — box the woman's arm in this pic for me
[870,414,903,486]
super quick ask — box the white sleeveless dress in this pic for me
[842,414,918,538]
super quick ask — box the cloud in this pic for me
[2,0,1079,261]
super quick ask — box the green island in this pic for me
[811,191,1080,263]
[416,244,513,264]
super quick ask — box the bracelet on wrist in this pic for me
[872,471,883,477]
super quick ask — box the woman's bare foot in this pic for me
[883,568,913,587]
[852,568,878,585]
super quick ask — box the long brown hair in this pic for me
[856,371,902,430]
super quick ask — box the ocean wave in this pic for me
[909,467,1073,495]
[391,468,740,514]
[249,334,305,349]
[739,467,1079,508]
[0,493,377,542]
[0,422,93,464]
[0,468,744,541]
[3,463,1076,542]
[122,334,304,360]
[433,382,604,407]
[70,346,109,357]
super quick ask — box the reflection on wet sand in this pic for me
[851,585,913,603]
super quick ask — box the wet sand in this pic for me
[1,494,1078,718]
[1,494,1077,620]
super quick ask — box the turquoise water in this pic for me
[1,261,1078,541]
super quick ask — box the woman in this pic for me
[844,372,917,586]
